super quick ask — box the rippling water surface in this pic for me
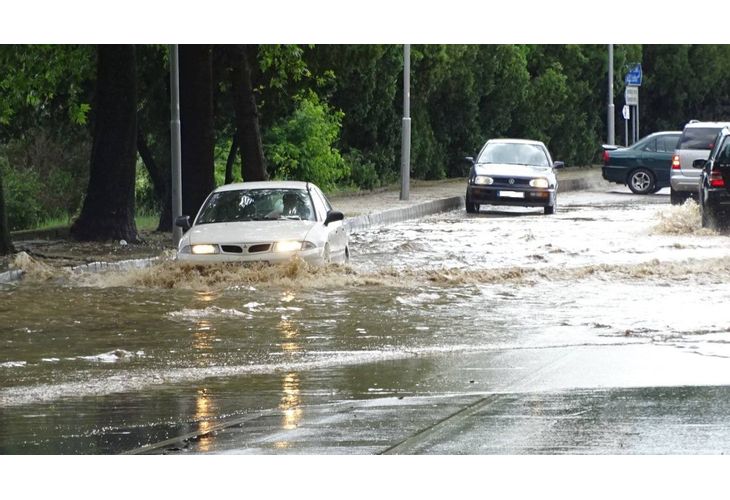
[2,191,730,453]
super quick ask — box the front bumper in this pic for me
[466,185,556,208]
[176,247,325,266]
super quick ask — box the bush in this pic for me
[344,149,380,190]
[0,156,43,230]
[264,92,349,191]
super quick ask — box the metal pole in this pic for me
[170,45,183,247]
[400,44,411,201]
[624,112,629,146]
[636,94,640,142]
[607,44,615,145]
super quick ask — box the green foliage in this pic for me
[343,149,381,190]
[264,92,349,190]
[0,155,43,230]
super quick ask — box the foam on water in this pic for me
[167,306,251,321]
[652,199,716,236]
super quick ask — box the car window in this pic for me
[679,127,721,150]
[640,138,657,152]
[477,143,550,167]
[196,188,315,224]
[656,135,680,153]
[310,188,328,221]
[717,138,730,165]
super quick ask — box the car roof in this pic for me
[684,121,730,129]
[213,180,314,193]
[486,138,547,147]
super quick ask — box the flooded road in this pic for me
[2,187,730,454]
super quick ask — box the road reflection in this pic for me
[194,388,215,452]
[276,291,303,448]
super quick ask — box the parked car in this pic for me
[670,120,730,205]
[601,131,680,194]
[694,126,730,229]
[175,181,349,265]
[465,138,563,215]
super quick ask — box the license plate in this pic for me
[499,191,524,198]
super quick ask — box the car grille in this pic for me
[491,177,531,187]
[220,243,272,254]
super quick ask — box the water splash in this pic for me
[11,252,61,281]
[652,199,716,236]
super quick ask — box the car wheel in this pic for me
[465,196,478,214]
[628,169,655,194]
[670,187,688,205]
[701,198,716,229]
[544,204,555,215]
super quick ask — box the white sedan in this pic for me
[175,181,349,265]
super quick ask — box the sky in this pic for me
[3,1,725,44]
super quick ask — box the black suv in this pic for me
[693,127,730,229]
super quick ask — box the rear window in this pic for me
[679,127,720,150]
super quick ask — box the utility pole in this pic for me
[400,44,411,201]
[607,44,615,145]
[170,45,183,247]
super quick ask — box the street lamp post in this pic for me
[170,45,183,247]
[607,44,615,146]
[400,44,411,201]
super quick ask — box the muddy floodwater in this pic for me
[2,190,730,453]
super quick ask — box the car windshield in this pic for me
[196,188,315,224]
[477,143,550,167]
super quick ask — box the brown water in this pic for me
[2,190,730,453]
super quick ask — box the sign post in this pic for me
[622,105,630,146]
[624,63,642,145]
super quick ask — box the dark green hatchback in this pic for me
[602,131,681,194]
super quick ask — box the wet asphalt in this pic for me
[133,341,730,455]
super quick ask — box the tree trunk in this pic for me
[0,169,14,255]
[179,44,215,218]
[136,128,172,231]
[224,133,239,184]
[70,45,139,242]
[230,44,267,181]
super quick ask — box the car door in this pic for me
[311,187,346,259]
[644,134,679,184]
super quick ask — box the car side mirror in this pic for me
[175,215,191,231]
[464,156,475,165]
[324,210,344,226]
[553,161,565,169]
[692,159,708,169]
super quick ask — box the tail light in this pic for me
[602,150,610,165]
[710,168,725,188]
[671,154,681,170]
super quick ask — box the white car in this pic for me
[175,181,349,265]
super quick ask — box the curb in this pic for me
[70,257,161,274]
[345,196,464,234]
[0,269,25,284]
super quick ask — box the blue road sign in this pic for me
[625,63,642,86]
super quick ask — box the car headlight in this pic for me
[529,178,550,188]
[473,175,494,185]
[191,244,219,255]
[274,240,303,253]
